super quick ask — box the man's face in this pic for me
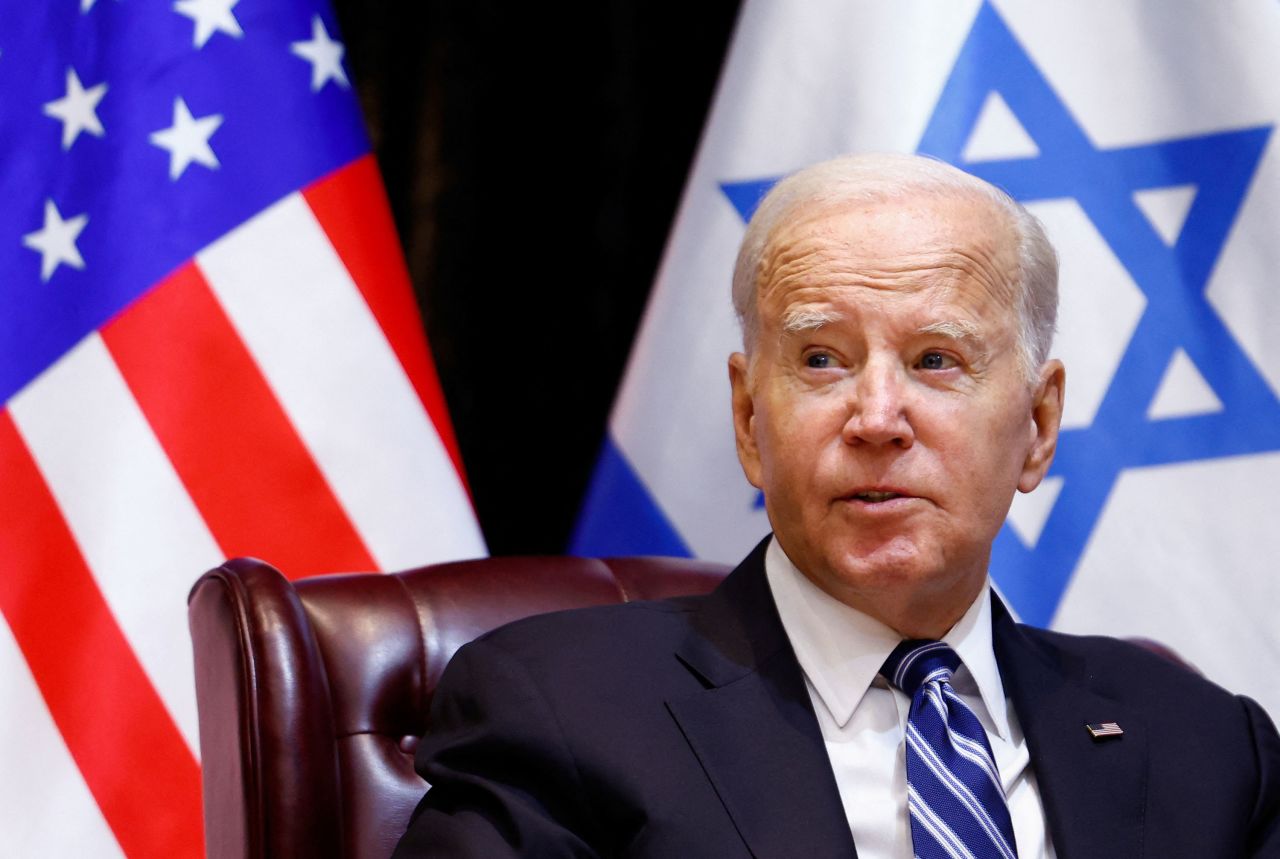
[729,193,1063,636]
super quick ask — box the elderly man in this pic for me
[393,154,1280,858]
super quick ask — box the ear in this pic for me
[1018,359,1065,493]
[728,352,763,488]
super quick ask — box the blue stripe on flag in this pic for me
[569,435,692,557]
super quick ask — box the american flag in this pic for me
[1085,722,1124,739]
[0,0,485,854]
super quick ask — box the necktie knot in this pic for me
[881,639,961,697]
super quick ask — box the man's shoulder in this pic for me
[1016,622,1248,709]
[464,541,770,668]
[469,593,710,663]
[430,593,723,726]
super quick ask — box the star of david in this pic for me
[720,2,1280,626]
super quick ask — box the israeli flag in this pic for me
[573,0,1280,718]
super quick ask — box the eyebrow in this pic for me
[917,319,981,341]
[917,320,989,360]
[780,312,989,357]
[781,307,841,334]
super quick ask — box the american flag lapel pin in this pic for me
[1085,721,1124,740]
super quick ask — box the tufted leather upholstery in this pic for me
[187,554,731,859]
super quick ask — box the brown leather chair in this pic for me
[187,555,731,859]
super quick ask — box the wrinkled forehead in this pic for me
[756,191,1022,313]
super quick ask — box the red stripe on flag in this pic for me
[303,155,470,491]
[0,410,204,858]
[102,263,379,578]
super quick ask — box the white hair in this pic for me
[731,152,1058,382]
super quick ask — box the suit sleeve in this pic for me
[391,637,602,859]
[1245,695,1280,857]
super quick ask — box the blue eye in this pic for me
[806,353,832,368]
[918,352,956,370]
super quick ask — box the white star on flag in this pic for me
[43,67,107,150]
[22,199,89,282]
[173,0,243,49]
[149,96,224,180]
[290,15,349,92]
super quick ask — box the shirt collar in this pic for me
[763,537,1012,740]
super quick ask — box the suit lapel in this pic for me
[667,540,858,859]
[667,546,1152,858]
[993,599,1147,858]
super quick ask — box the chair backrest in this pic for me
[187,555,731,859]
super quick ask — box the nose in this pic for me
[841,360,915,448]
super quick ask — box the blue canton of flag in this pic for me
[0,1,484,855]
[574,1,1280,720]
[1,0,367,395]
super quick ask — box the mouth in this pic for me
[851,490,903,503]
[842,487,915,505]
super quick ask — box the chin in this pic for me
[823,538,937,590]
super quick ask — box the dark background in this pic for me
[331,2,742,555]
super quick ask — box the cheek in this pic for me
[756,403,821,484]
[959,411,1034,499]
[930,399,1026,475]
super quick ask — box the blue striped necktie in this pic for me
[881,640,1019,859]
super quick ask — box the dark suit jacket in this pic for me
[394,539,1280,857]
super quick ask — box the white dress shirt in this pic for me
[764,539,1057,858]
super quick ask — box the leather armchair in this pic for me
[187,555,730,859]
